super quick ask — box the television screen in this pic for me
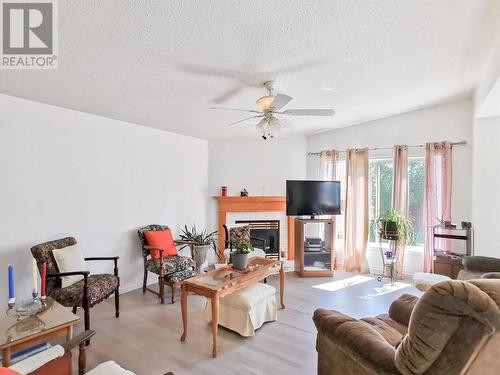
[286,180,341,216]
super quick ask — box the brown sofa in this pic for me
[458,256,500,280]
[313,279,500,375]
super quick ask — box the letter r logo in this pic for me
[2,2,53,54]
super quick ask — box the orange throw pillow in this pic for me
[144,229,178,260]
[0,369,21,375]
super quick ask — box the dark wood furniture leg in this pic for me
[171,283,176,304]
[180,284,188,342]
[72,306,77,314]
[143,263,148,293]
[280,261,285,309]
[159,275,165,304]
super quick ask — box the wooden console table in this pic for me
[180,257,285,358]
[0,298,79,366]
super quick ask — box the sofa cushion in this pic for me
[395,280,500,374]
[458,269,485,280]
[361,314,407,347]
[48,274,118,307]
[145,256,194,276]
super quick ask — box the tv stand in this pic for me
[294,218,335,277]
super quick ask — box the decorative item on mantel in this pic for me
[221,186,227,197]
[240,188,249,197]
[7,261,48,321]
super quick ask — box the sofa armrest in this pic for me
[481,272,500,279]
[463,256,500,272]
[313,309,398,374]
[388,294,419,327]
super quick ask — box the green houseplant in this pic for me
[180,225,218,273]
[229,236,254,270]
[376,209,414,244]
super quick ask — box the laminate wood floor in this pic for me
[74,271,420,375]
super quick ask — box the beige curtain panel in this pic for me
[319,150,339,181]
[424,142,453,272]
[343,148,369,273]
[392,145,409,278]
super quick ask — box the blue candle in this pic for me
[8,264,15,303]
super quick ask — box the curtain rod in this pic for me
[307,140,467,156]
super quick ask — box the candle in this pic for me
[8,264,15,304]
[41,262,47,298]
[32,259,38,297]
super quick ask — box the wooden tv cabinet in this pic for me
[294,218,335,277]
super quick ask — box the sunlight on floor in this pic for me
[358,282,412,299]
[312,275,373,291]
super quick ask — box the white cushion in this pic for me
[87,361,136,375]
[412,272,451,291]
[205,283,277,336]
[52,244,88,288]
[10,345,64,375]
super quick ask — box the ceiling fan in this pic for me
[211,81,335,140]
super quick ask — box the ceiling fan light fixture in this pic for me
[256,95,274,111]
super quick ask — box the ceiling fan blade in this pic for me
[281,109,335,116]
[269,94,292,111]
[212,85,243,104]
[228,115,264,126]
[278,117,296,129]
[179,63,242,79]
[210,107,262,114]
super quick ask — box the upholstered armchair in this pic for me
[31,237,120,342]
[137,224,196,304]
[458,255,500,280]
[313,279,500,375]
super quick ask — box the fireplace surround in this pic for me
[236,219,280,259]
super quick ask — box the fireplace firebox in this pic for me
[235,220,280,259]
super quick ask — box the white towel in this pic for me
[10,345,65,375]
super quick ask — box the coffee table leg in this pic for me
[280,261,285,309]
[180,284,188,342]
[3,348,11,367]
[211,293,219,358]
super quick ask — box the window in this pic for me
[368,157,425,247]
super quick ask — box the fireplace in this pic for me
[236,220,280,259]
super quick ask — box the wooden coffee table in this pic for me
[180,256,285,357]
[0,298,79,366]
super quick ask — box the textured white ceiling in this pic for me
[1,0,500,139]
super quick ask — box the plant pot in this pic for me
[193,245,210,274]
[231,252,249,270]
[378,221,400,240]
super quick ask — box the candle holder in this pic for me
[6,294,47,321]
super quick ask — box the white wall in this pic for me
[473,41,500,257]
[472,117,500,257]
[307,98,473,274]
[0,94,208,303]
[206,137,307,261]
[307,98,473,223]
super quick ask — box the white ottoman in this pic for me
[413,272,451,291]
[205,282,277,337]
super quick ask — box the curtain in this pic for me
[392,145,408,278]
[319,150,339,181]
[320,150,340,267]
[344,148,369,273]
[424,142,453,272]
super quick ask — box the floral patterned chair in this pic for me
[137,224,197,304]
[31,237,120,344]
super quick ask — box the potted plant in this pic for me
[376,209,414,244]
[180,225,218,274]
[229,236,254,270]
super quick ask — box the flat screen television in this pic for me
[286,180,341,216]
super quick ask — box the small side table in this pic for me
[0,298,80,367]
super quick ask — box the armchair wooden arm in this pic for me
[63,330,96,375]
[85,257,119,277]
